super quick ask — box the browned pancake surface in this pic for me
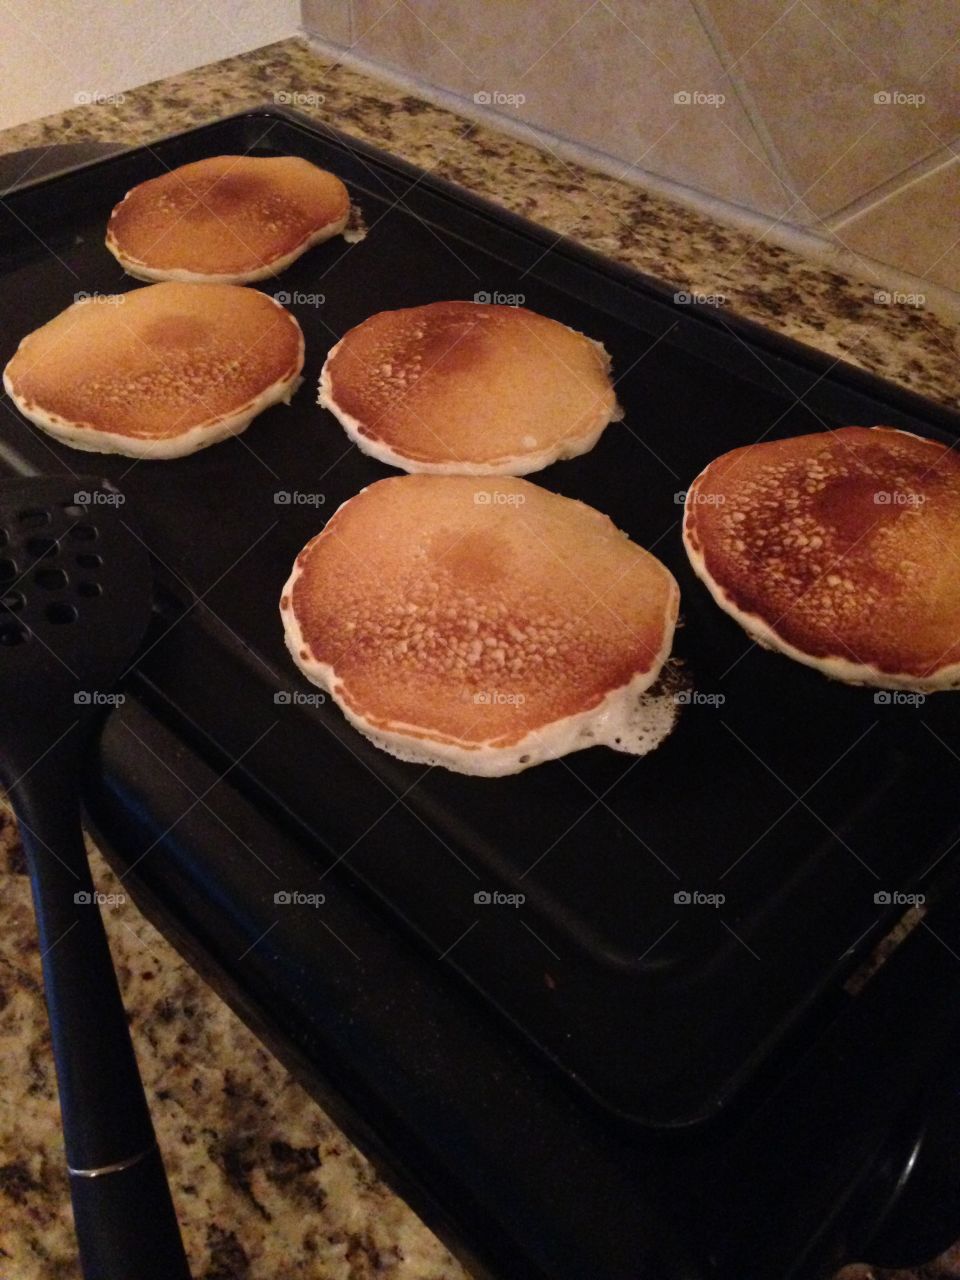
[325,301,618,467]
[685,426,960,679]
[5,282,302,439]
[107,155,349,275]
[285,475,677,747]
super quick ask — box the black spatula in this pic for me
[0,475,190,1279]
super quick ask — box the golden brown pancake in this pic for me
[318,301,622,475]
[3,282,304,458]
[106,155,350,283]
[281,475,679,775]
[683,426,960,690]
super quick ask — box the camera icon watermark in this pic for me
[873,890,925,906]
[873,490,925,507]
[673,90,725,107]
[473,290,525,306]
[473,489,526,506]
[873,690,926,707]
[273,889,325,906]
[74,889,126,905]
[674,690,726,707]
[74,691,126,707]
[274,89,325,107]
[273,291,325,307]
[874,90,925,107]
[473,90,526,108]
[673,889,725,906]
[274,689,326,707]
[874,289,925,307]
[473,689,526,706]
[474,889,525,906]
[673,289,726,307]
[274,490,326,506]
[74,89,126,107]
[674,489,725,505]
[74,291,125,307]
[72,488,124,506]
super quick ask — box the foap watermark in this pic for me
[873,690,926,707]
[74,691,125,707]
[273,290,325,307]
[874,289,925,308]
[874,90,925,107]
[274,889,326,906]
[275,490,326,507]
[874,890,925,906]
[674,690,726,708]
[274,89,326,108]
[473,90,526,108]
[674,890,725,906]
[74,291,125,306]
[873,490,925,507]
[474,689,526,706]
[674,489,725,505]
[274,690,327,707]
[474,489,526,507]
[674,289,726,307]
[474,890,525,906]
[73,488,124,506]
[473,291,525,306]
[74,890,126,906]
[74,89,126,106]
[674,90,725,107]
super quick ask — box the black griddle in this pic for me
[3,109,960,1279]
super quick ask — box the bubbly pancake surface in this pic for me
[281,475,679,774]
[3,282,304,457]
[106,155,350,282]
[683,426,960,688]
[319,301,621,475]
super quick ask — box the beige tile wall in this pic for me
[302,0,960,292]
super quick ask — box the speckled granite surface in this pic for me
[1,35,959,1280]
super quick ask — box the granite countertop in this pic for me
[0,34,958,1280]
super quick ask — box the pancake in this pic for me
[318,301,622,475]
[106,155,350,283]
[683,426,960,690]
[3,282,304,459]
[281,475,679,776]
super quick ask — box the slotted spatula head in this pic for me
[0,475,153,772]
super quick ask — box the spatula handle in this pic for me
[69,1145,191,1280]
[13,763,191,1279]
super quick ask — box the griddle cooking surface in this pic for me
[1,109,958,1126]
